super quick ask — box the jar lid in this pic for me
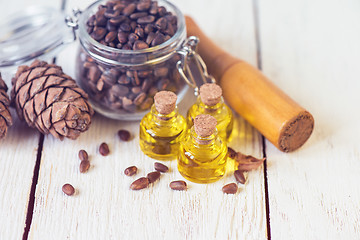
[0,6,72,67]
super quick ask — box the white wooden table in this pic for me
[1,0,360,239]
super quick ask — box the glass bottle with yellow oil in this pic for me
[139,91,186,160]
[178,114,228,183]
[187,83,233,141]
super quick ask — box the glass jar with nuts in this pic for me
[75,0,188,120]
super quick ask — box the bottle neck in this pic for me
[198,96,224,112]
[151,104,178,122]
[190,127,217,146]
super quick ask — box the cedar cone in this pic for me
[11,60,94,140]
[0,74,13,139]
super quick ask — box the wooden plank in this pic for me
[0,1,64,239]
[29,0,267,239]
[257,0,360,238]
[0,116,39,239]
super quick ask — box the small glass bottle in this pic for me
[140,91,186,160]
[178,114,228,183]
[187,83,233,141]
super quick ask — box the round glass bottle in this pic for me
[75,0,187,120]
[178,114,228,183]
[187,83,233,141]
[140,91,186,160]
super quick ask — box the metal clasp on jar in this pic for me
[176,36,215,96]
[65,8,82,42]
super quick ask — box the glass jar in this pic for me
[0,6,73,84]
[75,0,188,120]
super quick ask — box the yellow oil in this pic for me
[177,128,228,183]
[140,105,186,161]
[187,97,233,142]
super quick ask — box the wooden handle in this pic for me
[185,16,314,152]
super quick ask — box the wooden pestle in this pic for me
[185,16,314,152]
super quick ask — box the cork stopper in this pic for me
[200,83,222,106]
[194,114,217,137]
[154,91,177,115]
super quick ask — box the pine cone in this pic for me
[11,60,94,140]
[0,74,13,139]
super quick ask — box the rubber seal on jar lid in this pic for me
[0,6,72,68]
